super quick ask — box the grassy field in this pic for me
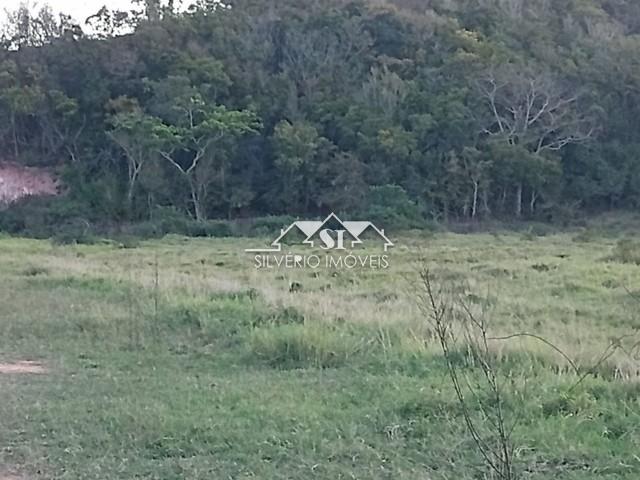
[1,226,640,479]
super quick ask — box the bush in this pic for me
[230,216,297,237]
[50,231,99,246]
[186,220,234,238]
[359,185,425,230]
[125,221,163,239]
[148,206,191,236]
[0,195,103,245]
[127,207,235,238]
[0,196,92,238]
[520,222,557,240]
[572,228,598,243]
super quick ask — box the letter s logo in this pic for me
[319,229,346,250]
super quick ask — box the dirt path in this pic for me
[0,361,46,374]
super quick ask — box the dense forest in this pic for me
[1,0,640,232]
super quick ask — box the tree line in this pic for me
[1,0,640,228]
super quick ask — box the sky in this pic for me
[0,0,141,26]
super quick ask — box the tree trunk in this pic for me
[482,188,491,216]
[530,190,538,215]
[126,163,141,213]
[11,112,19,159]
[471,180,479,219]
[443,198,449,223]
[515,183,523,217]
[190,180,204,222]
[148,193,154,221]
[127,179,136,210]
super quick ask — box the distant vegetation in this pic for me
[1,0,640,233]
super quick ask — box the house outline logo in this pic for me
[245,213,394,253]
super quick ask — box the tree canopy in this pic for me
[1,0,639,225]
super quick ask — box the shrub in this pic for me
[0,196,92,238]
[229,216,296,237]
[526,222,557,237]
[186,220,234,238]
[360,184,425,230]
[126,208,235,238]
[572,228,598,243]
[149,206,191,236]
[124,221,159,238]
[114,235,142,249]
[50,220,100,245]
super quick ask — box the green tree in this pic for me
[147,80,260,220]
[107,97,162,210]
[273,120,321,213]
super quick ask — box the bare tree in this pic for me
[478,67,596,154]
[417,269,517,479]
[416,267,625,479]
[476,66,597,215]
[281,16,371,101]
[1,2,82,48]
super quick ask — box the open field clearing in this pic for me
[1,229,640,479]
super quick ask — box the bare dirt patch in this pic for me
[0,361,47,374]
[0,162,59,205]
[0,469,28,480]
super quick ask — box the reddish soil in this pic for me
[0,163,58,205]
[0,361,47,374]
[0,472,27,480]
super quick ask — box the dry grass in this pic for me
[4,232,637,374]
[1,231,640,479]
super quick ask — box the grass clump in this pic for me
[27,275,126,294]
[21,265,49,276]
[250,322,373,369]
[609,239,640,265]
[253,305,305,327]
[162,296,257,338]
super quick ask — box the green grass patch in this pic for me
[0,232,639,479]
